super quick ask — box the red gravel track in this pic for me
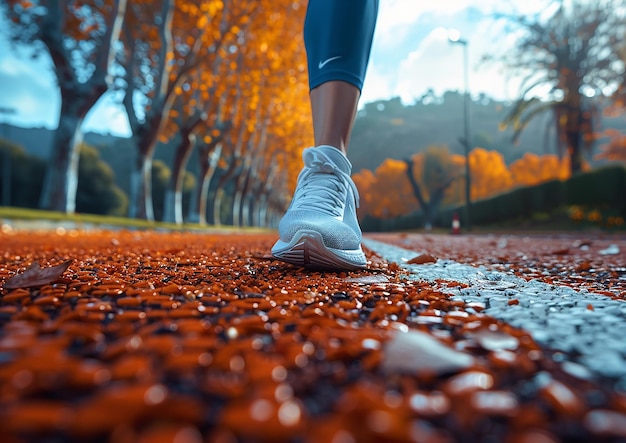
[0,229,625,443]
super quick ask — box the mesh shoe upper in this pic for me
[278,146,362,251]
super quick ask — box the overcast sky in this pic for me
[0,0,552,136]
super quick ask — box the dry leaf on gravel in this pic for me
[407,253,437,265]
[382,329,474,375]
[3,260,73,290]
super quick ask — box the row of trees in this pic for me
[3,0,312,223]
[353,147,575,222]
[0,138,208,219]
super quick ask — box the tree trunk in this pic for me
[39,78,109,214]
[403,158,430,228]
[186,183,199,224]
[164,132,196,224]
[124,0,175,221]
[40,85,112,212]
[209,154,240,225]
[39,106,86,213]
[241,171,260,227]
[213,187,224,226]
[242,194,252,227]
[566,109,584,175]
[254,193,267,227]
[128,150,155,221]
[39,0,127,213]
[196,172,213,225]
[192,143,222,225]
[232,166,252,227]
[231,188,243,228]
[404,158,455,229]
[241,189,262,226]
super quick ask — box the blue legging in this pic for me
[304,0,379,92]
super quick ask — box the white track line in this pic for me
[364,238,626,383]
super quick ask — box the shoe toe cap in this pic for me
[279,211,361,250]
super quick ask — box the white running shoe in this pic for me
[271,145,366,270]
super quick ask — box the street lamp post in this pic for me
[448,31,472,230]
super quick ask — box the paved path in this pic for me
[364,237,626,382]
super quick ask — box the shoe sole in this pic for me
[271,230,366,270]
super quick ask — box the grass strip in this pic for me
[0,206,271,233]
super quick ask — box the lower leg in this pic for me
[304,0,378,156]
[310,80,361,155]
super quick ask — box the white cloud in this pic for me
[392,26,525,103]
[362,0,557,105]
[377,0,485,33]
[374,0,524,47]
[392,27,464,102]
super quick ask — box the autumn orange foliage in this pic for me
[353,147,579,219]
[469,148,513,201]
[353,159,417,219]
[119,0,312,221]
[509,153,570,186]
[595,129,626,162]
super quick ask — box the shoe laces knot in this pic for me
[309,155,336,174]
[291,148,360,216]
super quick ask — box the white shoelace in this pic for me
[291,148,360,216]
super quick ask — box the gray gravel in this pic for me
[364,238,626,383]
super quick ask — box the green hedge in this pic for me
[0,139,129,216]
[565,165,626,207]
[0,141,46,208]
[362,164,626,231]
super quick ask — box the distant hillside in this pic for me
[347,92,626,173]
[0,125,54,159]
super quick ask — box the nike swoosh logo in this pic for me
[318,56,342,69]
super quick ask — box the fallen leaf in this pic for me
[551,248,570,256]
[407,253,437,265]
[3,260,73,290]
[381,329,474,375]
